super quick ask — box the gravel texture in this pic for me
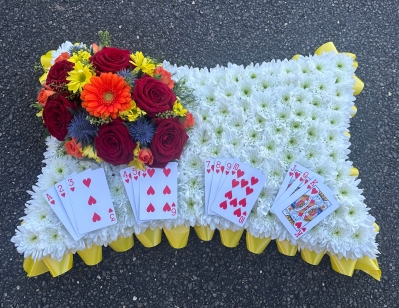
[1,1,398,307]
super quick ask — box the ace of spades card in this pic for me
[210,164,267,227]
[274,181,339,239]
[67,168,117,234]
[138,162,178,221]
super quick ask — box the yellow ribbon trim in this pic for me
[292,42,364,97]
[246,232,272,254]
[77,245,102,266]
[219,229,244,248]
[163,225,190,249]
[373,222,380,232]
[350,167,359,179]
[194,225,215,241]
[300,249,325,265]
[23,256,49,277]
[351,105,358,117]
[108,235,134,252]
[276,239,298,256]
[344,131,351,138]
[43,252,73,277]
[135,227,162,248]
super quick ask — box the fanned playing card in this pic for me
[67,168,117,234]
[138,162,178,220]
[210,163,267,226]
[207,158,226,214]
[274,181,339,239]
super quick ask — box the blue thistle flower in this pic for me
[117,68,137,87]
[126,117,156,146]
[68,110,98,148]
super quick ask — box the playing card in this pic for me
[215,159,241,197]
[207,158,226,213]
[210,163,267,227]
[271,163,324,213]
[120,166,148,224]
[67,168,117,234]
[138,162,178,220]
[42,185,83,241]
[204,158,215,215]
[274,181,339,239]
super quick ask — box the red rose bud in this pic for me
[42,94,77,141]
[90,47,131,73]
[138,148,154,165]
[94,119,136,165]
[151,118,189,167]
[64,138,83,158]
[154,66,175,89]
[133,76,176,117]
[46,60,74,91]
[37,87,57,106]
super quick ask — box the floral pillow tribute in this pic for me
[12,33,380,279]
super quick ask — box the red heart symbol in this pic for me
[142,173,147,177]
[230,198,238,207]
[245,186,254,195]
[237,169,245,178]
[216,169,220,174]
[295,221,302,229]
[146,203,155,212]
[129,173,132,179]
[219,200,227,209]
[226,171,229,175]
[304,179,309,184]
[241,179,249,188]
[232,179,239,188]
[233,208,241,217]
[299,177,303,182]
[70,187,75,192]
[307,184,311,189]
[207,169,211,173]
[147,169,155,178]
[171,202,176,207]
[50,200,55,205]
[221,166,225,173]
[250,176,259,186]
[295,172,300,179]
[211,165,215,171]
[125,179,130,183]
[243,211,247,216]
[163,185,171,194]
[134,176,138,180]
[88,195,96,205]
[108,208,113,213]
[311,188,318,194]
[309,200,315,205]
[83,178,91,188]
[224,190,233,199]
[232,171,236,175]
[302,227,306,232]
[147,186,155,195]
[239,198,246,207]
[163,202,171,212]
[61,192,65,197]
[298,212,304,217]
[289,171,293,176]
[92,212,101,222]
[163,168,171,177]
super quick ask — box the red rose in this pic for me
[94,120,136,165]
[42,94,77,141]
[133,76,176,117]
[46,60,74,91]
[151,118,189,167]
[90,47,131,73]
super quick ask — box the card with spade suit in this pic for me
[66,168,117,234]
[274,181,339,239]
[138,162,178,221]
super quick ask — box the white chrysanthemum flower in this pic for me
[256,75,276,91]
[11,226,45,261]
[51,41,73,64]
[333,54,356,75]
[347,226,379,259]
[322,224,353,258]
[291,102,310,121]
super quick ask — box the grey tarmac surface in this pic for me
[1,1,398,307]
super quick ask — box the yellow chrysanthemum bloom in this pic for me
[82,145,103,163]
[66,62,94,93]
[68,50,91,64]
[119,100,146,121]
[173,101,187,117]
[128,143,145,170]
[130,51,156,76]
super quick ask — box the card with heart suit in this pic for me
[274,181,339,239]
[138,162,178,221]
[42,184,83,241]
[210,163,267,227]
[120,166,149,224]
[204,158,215,215]
[207,158,226,214]
[66,168,117,234]
[270,163,324,213]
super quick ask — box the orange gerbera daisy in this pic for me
[81,72,132,119]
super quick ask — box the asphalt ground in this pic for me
[1,1,398,307]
